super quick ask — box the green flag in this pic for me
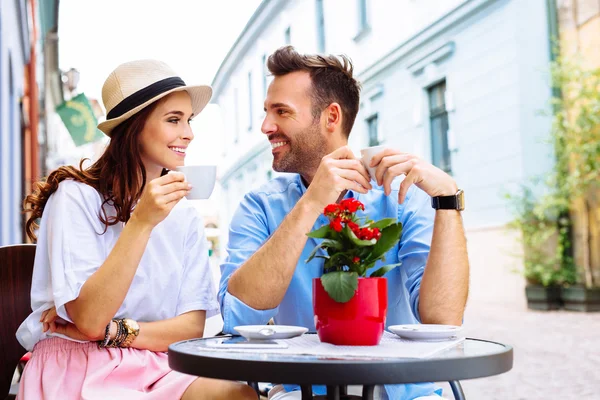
[56,93,104,146]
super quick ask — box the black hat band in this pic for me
[106,76,186,120]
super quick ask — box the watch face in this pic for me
[124,318,140,333]
[456,190,465,211]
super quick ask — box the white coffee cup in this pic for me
[360,145,387,181]
[175,165,217,200]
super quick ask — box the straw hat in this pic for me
[98,59,212,136]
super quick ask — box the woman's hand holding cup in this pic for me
[132,172,191,229]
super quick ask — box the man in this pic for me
[218,46,469,400]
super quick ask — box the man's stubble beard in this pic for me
[272,122,327,175]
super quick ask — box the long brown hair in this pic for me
[267,46,361,137]
[24,102,159,241]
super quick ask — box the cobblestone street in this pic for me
[436,229,600,400]
[440,296,600,399]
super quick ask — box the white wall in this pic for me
[213,0,555,256]
[353,0,554,228]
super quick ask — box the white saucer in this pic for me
[388,324,463,341]
[233,325,309,340]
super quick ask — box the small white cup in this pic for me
[360,145,387,181]
[175,165,217,200]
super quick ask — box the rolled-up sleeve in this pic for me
[43,181,107,323]
[397,187,435,322]
[219,193,279,333]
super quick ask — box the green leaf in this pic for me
[365,223,403,263]
[344,225,376,247]
[324,252,351,271]
[307,224,332,239]
[306,239,342,263]
[369,262,401,277]
[321,271,358,303]
[356,262,370,277]
[368,218,397,230]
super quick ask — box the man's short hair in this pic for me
[267,46,361,137]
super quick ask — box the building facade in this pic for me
[1,0,33,245]
[0,0,61,245]
[212,0,559,300]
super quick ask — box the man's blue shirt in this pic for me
[219,174,441,399]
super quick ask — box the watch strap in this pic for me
[431,189,464,210]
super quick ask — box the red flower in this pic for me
[324,203,340,217]
[329,217,343,232]
[352,256,360,264]
[354,227,381,241]
[359,228,372,240]
[340,198,364,213]
[373,228,381,240]
[347,221,359,233]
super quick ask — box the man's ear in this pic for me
[325,102,342,132]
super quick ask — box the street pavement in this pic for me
[440,295,600,399]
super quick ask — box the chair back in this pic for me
[0,244,36,398]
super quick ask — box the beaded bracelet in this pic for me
[98,319,128,348]
[98,321,111,348]
[110,319,126,348]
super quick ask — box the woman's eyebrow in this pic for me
[163,110,185,116]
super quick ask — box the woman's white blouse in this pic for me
[16,180,219,351]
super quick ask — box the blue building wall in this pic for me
[353,0,554,229]
[0,0,29,245]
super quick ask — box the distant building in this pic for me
[212,0,558,292]
[0,0,62,245]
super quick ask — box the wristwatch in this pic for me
[431,189,465,211]
[121,318,140,347]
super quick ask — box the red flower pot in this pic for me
[313,277,387,346]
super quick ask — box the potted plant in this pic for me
[506,186,576,311]
[306,198,402,345]
[549,56,600,311]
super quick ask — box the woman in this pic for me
[16,60,256,400]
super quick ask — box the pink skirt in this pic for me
[17,337,197,400]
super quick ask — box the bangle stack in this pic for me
[98,319,136,348]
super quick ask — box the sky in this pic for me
[58,0,262,165]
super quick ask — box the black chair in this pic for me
[0,244,36,400]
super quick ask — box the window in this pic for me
[262,54,268,97]
[358,0,369,32]
[366,114,379,146]
[428,81,451,174]
[285,27,291,45]
[247,72,253,131]
[315,0,326,52]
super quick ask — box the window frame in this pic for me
[427,80,452,174]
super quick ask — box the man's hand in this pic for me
[370,149,458,203]
[304,146,372,212]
